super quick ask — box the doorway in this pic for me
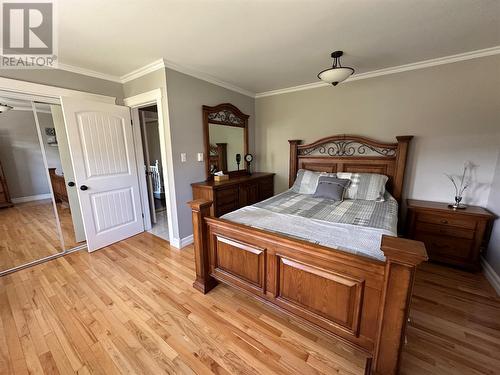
[138,105,169,241]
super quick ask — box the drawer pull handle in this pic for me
[440,219,448,224]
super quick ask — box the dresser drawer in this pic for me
[259,177,274,199]
[416,212,476,230]
[215,187,239,216]
[414,232,473,261]
[415,221,475,240]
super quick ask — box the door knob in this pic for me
[80,185,88,191]
[68,181,75,187]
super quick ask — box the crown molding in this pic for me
[119,58,255,97]
[162,60,255,98]
[56,62,122,83]
[255,46,500,98]
[120,59,167,83]
[54,58,256,97]
[52,45,500,99]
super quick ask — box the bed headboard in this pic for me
[288,135,413,202]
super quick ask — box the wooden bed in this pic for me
[188,135,427,374]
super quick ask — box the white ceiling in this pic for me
[58,0,500,93]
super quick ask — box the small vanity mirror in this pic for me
[203,103,249,179]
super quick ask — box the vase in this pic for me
[451,195,466,209]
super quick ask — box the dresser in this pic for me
[0,160,13,208]
[48,168,69,204]
[406,199,494,271]
[191,172,274,217]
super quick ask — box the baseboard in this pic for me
[180,234,194,248]
[11,193,52,203]
[169,234,194,249]
[481,256,500,296]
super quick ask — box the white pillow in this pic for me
[336,172,388,201]
[291,169,335,194]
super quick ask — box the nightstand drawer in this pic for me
[414,233,473,260]
[416,212,476,230]
[415,222,475,239]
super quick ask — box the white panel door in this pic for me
[61,97,144,251]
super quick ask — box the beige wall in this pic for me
[0,69,123,101]
[165,68,255,238]
[255,55,500,208]
[486,153,500,277]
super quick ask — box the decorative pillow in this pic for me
[336,172,388,201]
[291,169,335,194]
[313,176,351,201]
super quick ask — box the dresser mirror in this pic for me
[203,103,249,179]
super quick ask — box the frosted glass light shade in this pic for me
[317,67,354,86]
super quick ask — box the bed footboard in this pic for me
[189,199,427,374]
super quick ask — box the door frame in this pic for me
[124,88,178,246]
[0,76,116,104]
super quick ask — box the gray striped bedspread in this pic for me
[221,190,398,261]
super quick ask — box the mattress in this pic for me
[221,190,398,261]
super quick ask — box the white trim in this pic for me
[169,234,194,249]
[255,46,500,98]
[163,60,255,98]
[124,87,181,250]
[11,193,52,203]
[31,101,67,250]
[0,77,116,103]
[57,63,122,83]
[10,106,51,113]
[123,88,162,107]
[131,108,153,231]
[180,234,194,248]
[120,60,167,83]
[120,59,255,98]
[481,256,500,296]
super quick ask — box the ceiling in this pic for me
[57,0,500,94]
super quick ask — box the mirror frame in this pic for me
[202,103,249,180]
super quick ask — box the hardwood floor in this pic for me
[401,262,500,374]
[0,232,499,374]
[0,200,84,272]
[0,200,63,271]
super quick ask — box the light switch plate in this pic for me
[197,152,204,162]
[180,153,187,162]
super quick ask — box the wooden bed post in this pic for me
[392,136,413,201]
[373,236,427,374]
[288,139,301,188]
[188,199,217,294]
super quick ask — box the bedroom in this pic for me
[0,1,499,374]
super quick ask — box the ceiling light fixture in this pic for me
[317,50,354,86]
[0,103,13,113]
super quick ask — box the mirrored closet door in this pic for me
[0,95,86,275]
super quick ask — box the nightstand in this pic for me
[406,199,494,271]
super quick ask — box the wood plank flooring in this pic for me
[0,199,84,272]
[0,200,63,271]
[0,232,499,374]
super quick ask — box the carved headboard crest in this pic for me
[289,135,413,202]
[203,103,249,128]
[298,137,397,157]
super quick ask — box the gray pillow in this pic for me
[313,176,351,201]
[291,169,335,194]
